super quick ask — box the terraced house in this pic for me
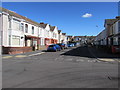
[0,7,68,54]
[95,16,120,53]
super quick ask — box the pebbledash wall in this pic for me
[1,8,67,54]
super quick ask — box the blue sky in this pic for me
[2,2,118,36]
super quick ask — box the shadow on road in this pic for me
[61,46,120,58]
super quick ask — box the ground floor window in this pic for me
[12,35,20,45]
[33,40,37,46]
[9,35,11,45]
[118,37,120,45]
[113,37,118,45]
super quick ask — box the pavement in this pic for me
[2,46,120,88]
[2,49,46,59]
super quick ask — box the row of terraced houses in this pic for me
[0,8,68,54]
[94,16,120,53]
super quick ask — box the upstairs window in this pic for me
[8,18,11,29]
[118,21,120,32]
[32,26,34,34]
[25,24,28,33]
[13,19,20,30]
[20,23,24,31]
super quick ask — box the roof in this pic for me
[104,19,118,27]
[39,23,48,28]
[58,30,61,34]
[49,25,55,31]
[62,33,66,35]
[1,7,40,26]
[67,35,73,37]
[58,30,61,32]
[74,36,96,38]
[116,16,120,19]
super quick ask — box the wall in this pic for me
[2,13,9,47]
[0,13,2,54]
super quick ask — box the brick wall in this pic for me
[2,46,32,54]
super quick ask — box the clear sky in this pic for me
[2,2,118,36]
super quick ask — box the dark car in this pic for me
[47,44,61,52]
[56,43,66,50]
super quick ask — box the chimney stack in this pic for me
[40,22,44,24]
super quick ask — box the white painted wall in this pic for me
[39,27,45,46]
[0,13,2,54]
[53,27,58,40]
[44,24,50,38]
[2,13,9,47]
[24,22,39,37]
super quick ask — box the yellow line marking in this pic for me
[98,58,115,62]
[15,55,27,58]
[2,56,13,59]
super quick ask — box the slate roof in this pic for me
[49,25,55,31]
[104,19,118,27]
[39,23,48,28]
[58,30,61,33]
[62,33,66,35]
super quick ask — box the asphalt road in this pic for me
[2,46,119,88]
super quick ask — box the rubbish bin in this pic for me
[32,44,36,51]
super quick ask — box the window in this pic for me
[9,19,11,29]
[32,26,34,34]
[118,37,120,45]
[13,19,20,30]
[9,35,11,45]
[113,37,118,45]
[25,24,28,33]
[48,31,49,37]
[55,34,56,38]
[20,23,24,31]
[12,36,20,45]
[118,21,120,32]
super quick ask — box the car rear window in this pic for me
[57,44,61,45]
[49,45,55,47]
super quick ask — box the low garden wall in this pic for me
[2,46,32,54]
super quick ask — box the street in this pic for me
[2,46,119,88]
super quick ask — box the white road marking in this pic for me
[76,60,84,62]
[88,60,93,62]
[98,58,115,62]
[28,52,45,57]
[66,59,73,61]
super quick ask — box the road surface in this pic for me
[2,46,119,88]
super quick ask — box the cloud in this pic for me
[82,13,92,18]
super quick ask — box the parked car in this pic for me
[47,44,61,52]
[67,43,74,47]
[64,44,68,49]
[56,43,66,50]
